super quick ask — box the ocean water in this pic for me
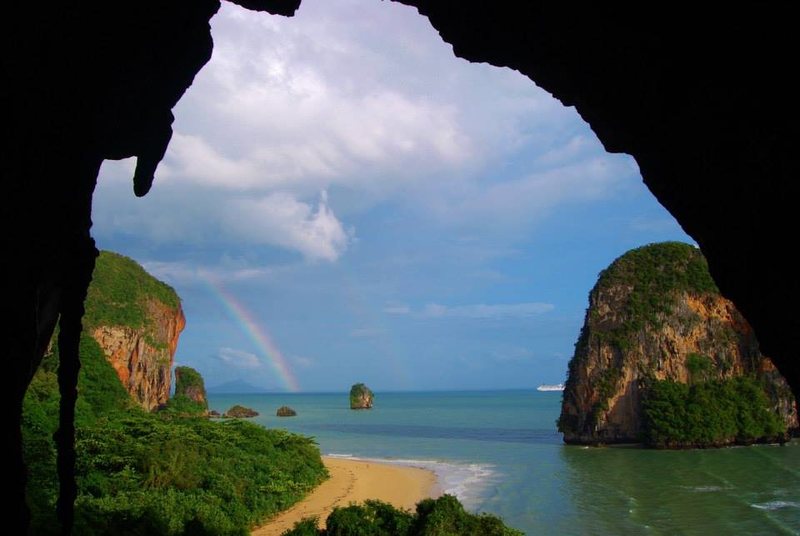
[209,391,800,535]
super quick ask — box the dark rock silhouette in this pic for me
[276,406,297,417]
[350,383,374,409]
[4,1,798,533]
[224,405,259,418]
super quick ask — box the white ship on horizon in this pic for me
[536,383,564,392]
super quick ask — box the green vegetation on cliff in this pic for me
[593,242,717,350]
[643,376,785,447]
[161,366,208,416]
[350,382,374,409]
[24,338,326,536]
[558,241,795,447]
[284,495,523,536]
[22,254,327,535]
[83,250,180,329]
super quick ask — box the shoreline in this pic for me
[251,455,439,536]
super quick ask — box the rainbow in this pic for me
[203,276,300,392]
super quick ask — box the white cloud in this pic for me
[141,259,283,286]
[419,153,638,234]
[159,134,264,189]
[223,191,350,261]
[93,0,644,265]
[216,347,263,369]
[420,302,554,319]
[165,2,474,198]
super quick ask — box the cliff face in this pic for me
[84,251,185,411]
[173,365,208,412]
[559,243,798,445]
[91,302,185,411]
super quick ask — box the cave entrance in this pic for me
[92,0,691,393]
[13,0,798,534]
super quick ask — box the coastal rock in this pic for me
[276,406,297,417]
[224,405,259,418]
[174,366,208,407]
[558,243,798,446]
[162,366,210,416]
[350,383,374,409]
[209,410,221,418]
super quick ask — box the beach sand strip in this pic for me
[252,456,438,536]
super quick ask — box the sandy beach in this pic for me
[252,456,439,536]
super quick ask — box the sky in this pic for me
[91,0,691,393]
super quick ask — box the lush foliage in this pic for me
[23,339,325,535]
[162,366,208,415]
[160,394,208,416]
[175,366,206,395]
[594,242,718,350]
[283,495,523,536]
[685,353,713,384]
[349,383,373,408]
[84,250,180,330]
[642,376,785,447]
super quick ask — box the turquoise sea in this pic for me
[209,391,800,535]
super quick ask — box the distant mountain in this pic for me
[206,379,276,394]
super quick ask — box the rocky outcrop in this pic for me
[350,383,374,409]
[224,405,259,418]
[558,243,798,445]
[90,303,184,411]
[82,251,185,412]
[174,366,208,409]
[276,406,297,417]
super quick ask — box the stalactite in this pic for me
[54,241,98,535]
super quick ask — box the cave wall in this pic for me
[395,2,799,397]
[3,0,797,533]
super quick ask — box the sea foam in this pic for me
[750,500,800,511]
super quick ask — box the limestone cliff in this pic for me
[83,251,184,411]
[558,242,797,445]
[174,366,208,407]
[350,383,374,409]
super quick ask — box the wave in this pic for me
[680,485,731,493]
[325,453,497,511]
[750,500,800,511]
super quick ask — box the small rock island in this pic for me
[276,406,297,417]
[349,383,374,409]
[224,405,259,418]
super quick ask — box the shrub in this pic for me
[643,376,786,447]
[288,496,523,536]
